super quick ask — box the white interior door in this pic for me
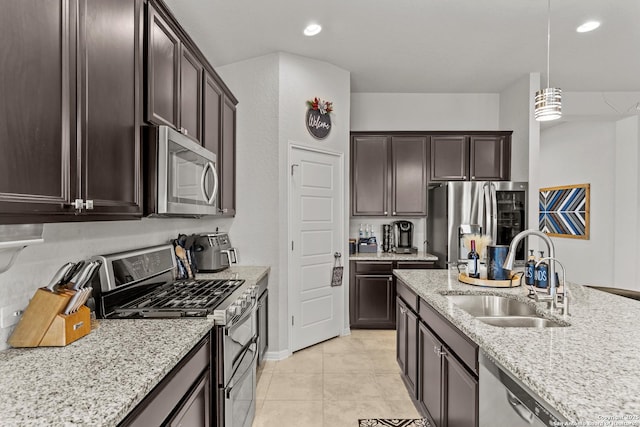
[290,145,343,352]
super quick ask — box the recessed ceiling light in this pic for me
[304,24,322,37]
[576,21,600,33]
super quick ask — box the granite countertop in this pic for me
[393,268,640,423]
[350,251,438,261]
[0,265,270,426]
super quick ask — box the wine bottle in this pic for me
[525,250,536,287]
[467,240,480,278]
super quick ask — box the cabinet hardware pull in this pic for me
[472,176,476,179]
[437,349,447,357]
[433,346,439,355]
[392,211,397,215]
[85,200,94,210]
[384,211,388,215]
[400,307,407,314]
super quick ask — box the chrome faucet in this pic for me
[503,230,559,308]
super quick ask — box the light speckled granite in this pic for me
[0,265,270,426]
[350,251,438,261]
[394,268,640,424]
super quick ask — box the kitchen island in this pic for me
[0,266,269,426]
[395,268,640,423]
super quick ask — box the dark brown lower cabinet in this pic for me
[396,297,418,398]
[120,334,212,426]
[396,278,479,427]
[350,260,435,329]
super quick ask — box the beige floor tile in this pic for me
[255,399,265,411]
[359,335,397,352]
[259,360,277,373]
[265,373,323,400]
[375,373,411,400]
[322,335,366,353]
[384,398,422,419]
[252,400,323,427]
[256,372,272,400]
[323,400,392,427]
[274,344,323,373]
[350,329,395,339]
[323,352,375,373]
[323,373,385,401]
[369,351,401,374]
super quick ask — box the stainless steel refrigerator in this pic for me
[427,181,528,268]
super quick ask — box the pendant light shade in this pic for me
[535,0,561,121]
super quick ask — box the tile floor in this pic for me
[252,329,421,427]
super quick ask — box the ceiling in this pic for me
[164,0,640,94]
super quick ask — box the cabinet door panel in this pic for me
[405,308,419,397]
[180,46,202,143]
[419,322,442,427]
[220,96,236,215]
[430,136,468,181]
[203,73,222,157]
[0,0,74,215]
[350,275,395,328]
[147,5,179,128]
[392,136,427,215]
[351,136,389,216]
[168,371,211,427]
[81,0,142,216]
[444,353,478,427]
[470,135,510,181]
[396,298,408,373]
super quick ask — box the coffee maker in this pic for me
[393,220,418,254]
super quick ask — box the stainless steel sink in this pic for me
[445,295,568,328]
[475,316,565,328]
[445,295,537,317]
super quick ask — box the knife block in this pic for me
[39,306,91,347]
[7,288,91,348]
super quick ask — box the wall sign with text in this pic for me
[306,97,333,139]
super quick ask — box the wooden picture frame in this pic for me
[539,183,590,239]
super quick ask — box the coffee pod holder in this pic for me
[7,288,91,348]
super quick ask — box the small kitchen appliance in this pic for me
[90,244,258,427]
[193,232,238,272]
[393,220,417,254]
[145,125,219,217]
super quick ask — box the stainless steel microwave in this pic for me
[145,126,219,217]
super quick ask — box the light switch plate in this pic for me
[0,303,25,329]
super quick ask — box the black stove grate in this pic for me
[113,279,244,317]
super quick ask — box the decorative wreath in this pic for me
[307,97,333,115]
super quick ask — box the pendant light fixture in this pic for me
[534,0,562,121]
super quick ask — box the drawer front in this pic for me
[396,279,419,312]
[396,261,436,270]
[419,299,478,374]
[355,261,394,274]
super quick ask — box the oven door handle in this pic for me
[225,339,258,399]
[226,297,258,333]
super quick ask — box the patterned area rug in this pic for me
[358,419,430,427]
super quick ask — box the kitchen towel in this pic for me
[358,419,430,427]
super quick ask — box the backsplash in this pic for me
[349,217,427,253]
[0,217,232,351]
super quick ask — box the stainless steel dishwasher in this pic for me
[479,352,568,426]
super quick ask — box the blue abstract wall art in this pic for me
[539,183,590,239]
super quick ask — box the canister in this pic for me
[487,245,510,280]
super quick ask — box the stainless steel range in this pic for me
[89,244,258,427]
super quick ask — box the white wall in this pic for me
[539,121,616,287]
[499,75,533,182]
[217,54,282,353]
[219,53,351,358]
[350,93,500,131]
[0,217,231,350]
[614,116,640,291]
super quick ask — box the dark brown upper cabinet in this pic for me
[0,0,143,223]
[430,133,511,182]
[146,4,180,129]
[220,96,236,216]
[351,136,390,216]
[469,135,511,181]
[391,136,428,216]
[351,135,427,217]
[179,46,203,143]
[429,135,469,181]
[203,72,223,158]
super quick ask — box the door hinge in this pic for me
[291,241,294,251]
[292,316,294,326]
